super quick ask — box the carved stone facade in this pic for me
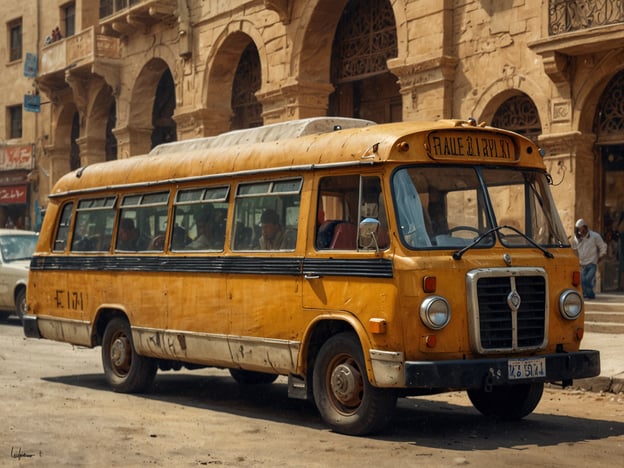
[2,0,624,286]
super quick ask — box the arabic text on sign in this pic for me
[429,132,515,161]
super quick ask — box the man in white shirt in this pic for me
[572,218,607,299]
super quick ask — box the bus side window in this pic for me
[172,186,229,252]
[116,192,169,252]
[232,178,301,251]
[71,197,116,252]
[53,202,74,252]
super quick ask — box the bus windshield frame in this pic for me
[392,165,570,251]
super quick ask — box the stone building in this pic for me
[2,0,623,289]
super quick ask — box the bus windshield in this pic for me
[392,166,569,250]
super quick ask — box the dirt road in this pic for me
[1,320,623,467]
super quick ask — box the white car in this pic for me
[0,229,39,322]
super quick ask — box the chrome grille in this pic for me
[468,268,548,353]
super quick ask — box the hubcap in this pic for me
[110,335,131,374]
[330,359,363,408]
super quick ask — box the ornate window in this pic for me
[492,94,542,142]
[331,0,397,84]
[594,70,624,141]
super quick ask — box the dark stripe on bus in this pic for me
[30,256,393,278]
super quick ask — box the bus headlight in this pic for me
[559,290,583,320]
[420,296,451,330]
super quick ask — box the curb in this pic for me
[564,376,624,394]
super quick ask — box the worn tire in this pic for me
[467,382,544,420]
[15,288,27,323]
[313,332,397,436]
[101,317,157,393]
[229,369,279,385]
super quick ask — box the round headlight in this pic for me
[420,296,451,330]
[559,290,583,320]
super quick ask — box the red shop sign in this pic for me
[0,185,28,204]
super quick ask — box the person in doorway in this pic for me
[572,218,607,299]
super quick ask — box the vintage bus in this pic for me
[24,117,600,435]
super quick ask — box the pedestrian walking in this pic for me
[572,218,607,299]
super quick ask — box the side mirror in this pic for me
[359,217,380,250]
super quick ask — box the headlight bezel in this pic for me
[559,289,583,320]
[420,296,451,330]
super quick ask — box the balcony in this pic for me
[549,0,624,35]
[39,27,121,90]
[99,0,178,35]
[529,0,624,83]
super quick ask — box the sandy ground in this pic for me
[1,320,623,467]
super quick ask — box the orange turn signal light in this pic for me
[575,328,584,341]
[369,318,387,334]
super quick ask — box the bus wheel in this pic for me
[101,317,157,393]
[229,369,279,385]
[313,332,397,436]
[467,382,544,420]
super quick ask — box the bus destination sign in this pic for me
[427,130,518,162]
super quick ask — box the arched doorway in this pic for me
[491,93,542,142]
[231,42,262,130]
[594,70,624,291]
[151,69,177,148]
[328,0,400,123]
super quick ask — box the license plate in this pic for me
[508,357,546,380]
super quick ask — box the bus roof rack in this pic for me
[149,117,376,156]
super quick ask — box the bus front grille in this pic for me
[467,268,548,354]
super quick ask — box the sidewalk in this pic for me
[574,331,624,393]
[573,292,624,393]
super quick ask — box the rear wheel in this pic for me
[467,382,544,420]
[101,317,157,393]
[229,369,278,385]
[313,332,397,436]
[15,289,27,323]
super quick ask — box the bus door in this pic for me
[227,178,304,373]
[163,185,231,363]
[303,174,392,313]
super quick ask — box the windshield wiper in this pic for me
[453,225,554,260]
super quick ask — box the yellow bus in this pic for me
[24,117,599,435]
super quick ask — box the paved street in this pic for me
[1,320,623,467]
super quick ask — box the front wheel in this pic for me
[101,317,157,393]
[467,382,544,420]
[313,332,397,436]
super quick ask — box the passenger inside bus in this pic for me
[117,218,150,251]
[259,209,296,250]
[186,205,225,250]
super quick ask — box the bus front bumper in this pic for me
[401,350,600,389]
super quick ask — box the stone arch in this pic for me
[575,50,624,135]
[124,57,177,156]
[47,100,79,186]
[202,23,267,134]
[83,82,116,165]
[470,76,549,132]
